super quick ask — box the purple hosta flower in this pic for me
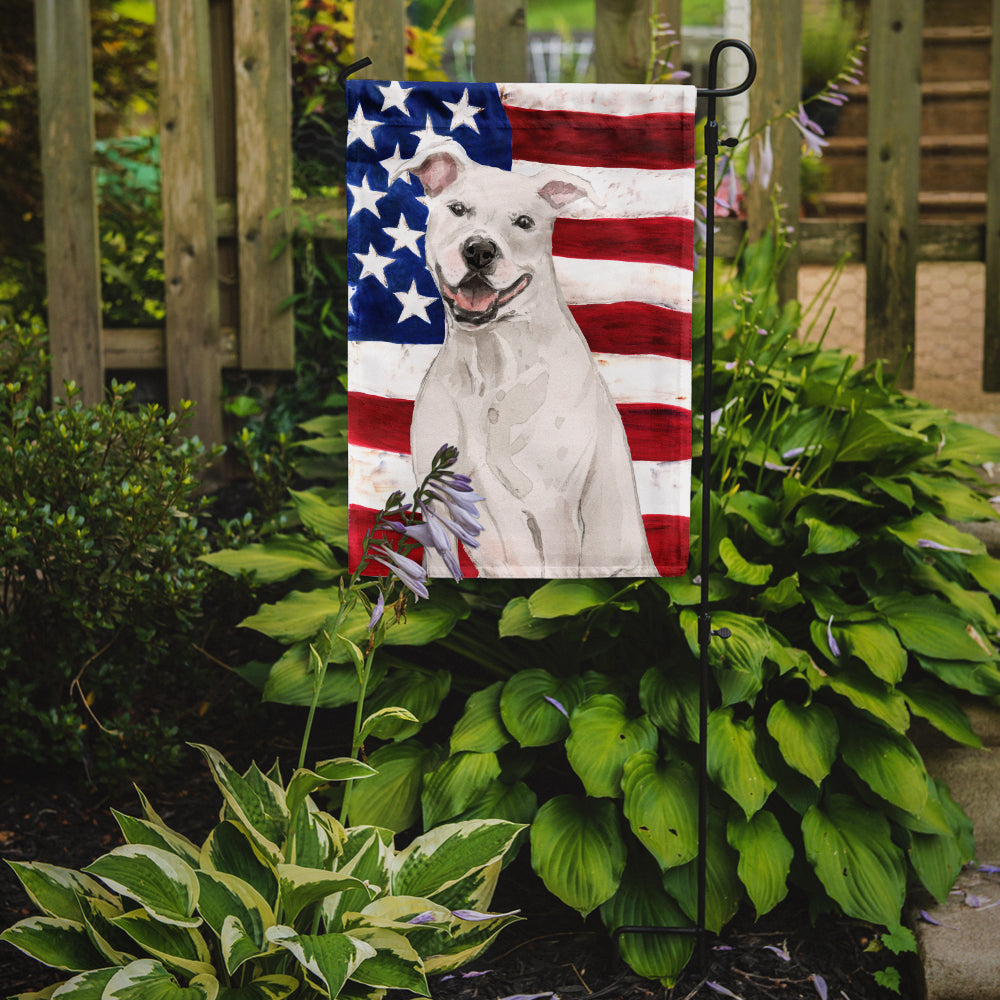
[451,908,521,921]
[917,538,973,555]
[369,543,430,600]
[367,590,385,631]
[747,124,774,191]
[979,864,1000,874]
[385,517,462,582]
[827,616,842,658]
[441,970,493,981]
[497,994,558,1000]
[919,909,958,929]
[812,974,828,1000]
[544,695,569,718]
[715,156,742,215]
[407,911,438,925]
[706,983,742,999]
[426,480,485,536]
[763,944,790,962]
[792,104,829,157]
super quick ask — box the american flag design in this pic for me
[347,80,695,578]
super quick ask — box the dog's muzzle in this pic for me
[436,239,532,326]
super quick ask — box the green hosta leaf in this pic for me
[802,793,906,926]
[190,746,287,862]
[755,573,804,614]
[599,853,694,987]
[111,908,214,978]
[661,810,741,933]
[680,610,770,706]
[866,474,914,509]
[803,517,859,556]
[909,810,966,906]
[874,594,995,662]
[261,643,387,709]
[809,661,910,732]
[621,751,698,871]
[565,695,658,798]
[639,664,699,742]
[277,865,374,925]
[421,751,502,828]
[83,846,200,928]
[216,975,299,1000]
[103,959,218,1000]
[453,779,538,827]
[967,553,1000,597]
[765,701,838,786]
[285,759,376,822]
[911,562,1000,633]
[200,536,341,584]
[497,597,565,639]
[886,512,985,557]
[195,871,273,973]
[499,670,584,747]
[450,682,511,754]
[112,812,201,868]
[347,740,441,832]
[727,811,793,917]
[835,410,927,463]
[718,537,772,585]
[0,916,107,971]
[527,579,616,618]
[265,926,375,997]
[362,667,451,740]
[906,473,998,522]
[530,796,626,917]
[346,926,428,994]
[393,820,524,901]
[901,680,982,748]
[835,621,907,684]
[707,708,776,818]
[724,490,784,545]
[288,488,349,547]
[935,421,1000,464]
[839,718,929,816]
[5,862,118,922]
[200,822,278,910]
[916,655,1000,697]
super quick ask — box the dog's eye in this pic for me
[448,202,469,217]
[513,214,535,231]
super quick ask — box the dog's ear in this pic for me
[393,138,469,197]
[533,168,601,212]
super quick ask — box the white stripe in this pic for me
[511,162,695,220]
[634,460,692,517]
[349,444,417,510]
[555,257,692,313]
[593,354,691,407]
[499,82,697,117]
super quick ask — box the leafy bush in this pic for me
[1,743,524,998]
[0,317,220,783]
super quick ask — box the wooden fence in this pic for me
[33,0,1000,445]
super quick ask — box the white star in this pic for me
[354,245,394,287]
[442,89,483,133]
[380,143,410,184]
[383,214,423,255]
[410,115,440,155]
[347,105,380,149]
[377,80,412,114]
[348,174,385,218]
[394,280,437,323]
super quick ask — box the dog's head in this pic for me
[394,139,597,328]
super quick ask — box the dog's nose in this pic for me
[462,238,498,272]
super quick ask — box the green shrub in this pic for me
[0,317,220,783]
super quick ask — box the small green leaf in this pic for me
[707,708,776,818]
[839,718,929,817]
[901,680,982,748]
[803,517,859,555]
[421,751,502,828]
[362,666,451,740]
[360,706,421,742]
[288,489,349,547]
[718,537,772,585]
[200,536,341,584]
[499,670,584,747]
[639,664,699,743]
[727,811,793,917]
[765,700,838,786]
[886,512,985,557]
[527,579,616,618]
[450,682,511,754]
[755,573,804,613]
[875,594,995,662]
[497,597,564,639]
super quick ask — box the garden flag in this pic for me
[347,81,695,579]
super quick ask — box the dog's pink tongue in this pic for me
[456,282,497,313]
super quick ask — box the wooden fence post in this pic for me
[474,0,527,82]
[864,0,923,389]
[594,0,652,84]
[157,0,223,445]
[233,0,294,370]
[34,0,104,405]
[354,0,406,80]
[746,0,801,306]
[983,0,1000,390]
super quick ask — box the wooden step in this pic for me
[921,0,992,28]
[922,25,993,83]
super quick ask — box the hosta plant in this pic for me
[1,743,523,999]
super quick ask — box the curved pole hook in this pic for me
[697,38,757,99]
[337,57,373,91]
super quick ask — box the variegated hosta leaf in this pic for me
[0,916,107,971]
[499,669,585,747]
[288,802,343,870]
[77,894,136,966]
[112,810,202,868]
[765,700,838,786]
[421,751,502,829]
[706,707,776,818]
[422,907,522,975]
[621,751,699,871]
[838,718,929,817]
[102,958,218,999]
[276,864,375,925]
[200,822,278,910]
[347,740,442,832]
[4,861,118,922]
[802,793,906,926]
[190,745,287,863]
[44,966,118,997]
[391,820,524,901]
[214,974,299,1000]
[110,908,213,978]
[265,926,376,998]
[195,871,274,973]
[424,859,501,916]
[566,695,658,799]
[345,926,429,995]
[529,795,626,917]
[83,846,200,928]
[599,854,694,987]
[323,829,393,931]
[362,667,452,741]
[285,760,375,824]
[727,810,793,918]
[450,681,511,754]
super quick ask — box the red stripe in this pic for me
[553,217,694,270]
[618,404,691,462]
[349,393,414,453]
[643,514,690,576]
[506,106,694,170]
[571,302,691,360]
[349,505,425,577]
